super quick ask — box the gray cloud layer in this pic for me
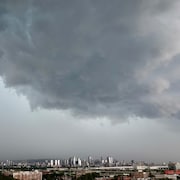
[0,0,180,121]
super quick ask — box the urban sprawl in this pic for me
[1,157,180,180]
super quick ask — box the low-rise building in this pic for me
[13,170,42,180]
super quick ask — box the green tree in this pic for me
[0,174,14,180]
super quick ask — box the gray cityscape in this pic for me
[1,157,180,179]
[0,0,180,179]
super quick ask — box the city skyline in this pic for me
[0,155,173,167]
[0,0,180,161]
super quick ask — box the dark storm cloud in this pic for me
[0,0,180,121]
[0,1,8,31]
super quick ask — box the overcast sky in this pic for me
[0,0,180,162]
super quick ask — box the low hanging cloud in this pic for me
[0,0,180,121]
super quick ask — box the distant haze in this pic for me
[0,0,180,162]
